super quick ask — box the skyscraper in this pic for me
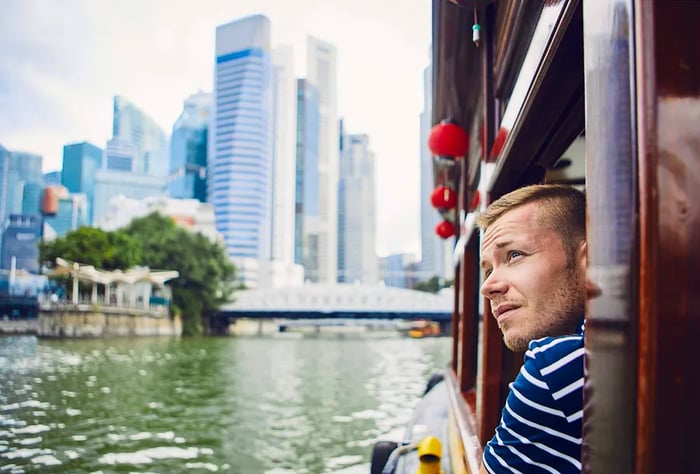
[112,95,168,177]
[1,214,42,273]
[210,15,274,285]
[270,45,297,264]
[337,130,378,284]
[42,187,88,238]
[419,65,451,280]
[169,91,211,202]
[61,141,103,225]
[306,36,339,284]
[294,79,320,281]
[0,149,43,224]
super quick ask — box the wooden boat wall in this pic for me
[421,0,700,473]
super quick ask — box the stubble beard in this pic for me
[502,265,586,352]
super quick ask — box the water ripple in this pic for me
[0,334,450,472]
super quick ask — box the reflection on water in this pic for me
[0,333,450,473]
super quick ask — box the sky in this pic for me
[0,0,432,258]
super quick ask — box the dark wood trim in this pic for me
[493,0,543,99]
[635,1,700,472]
[490,0,584,198]
[459,238,479,393]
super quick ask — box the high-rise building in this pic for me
[210,15,274,284]
[1,214,42,273]
[294,79,321,281]
[112,95,169,177]
[270,45,297,264]
[169,91,211,202]
[44,171,62,186]
[338,129,378,284]
[61,141,103,225]
[380,253,418,289]
[306,36,339,284]
[418,65,451,281]
[42,186,88,237]
[92,170,166,226]
[0,149,43,224]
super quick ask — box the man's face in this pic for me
[479,202,585,352]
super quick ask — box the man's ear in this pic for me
[577,240,588,270]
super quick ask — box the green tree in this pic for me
[39,227,141,270]
[123,212,236,335]
[413,275,454,293]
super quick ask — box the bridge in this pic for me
[212,284,453,333]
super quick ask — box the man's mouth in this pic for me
[493,303,520,324]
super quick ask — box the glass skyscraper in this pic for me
[306,37,339,284]
[61,141,103,225]
[294,79,320,281]
[169,91,210,202]
[112,95,168,177]
[337,131,378,284]
[210,15,274,275]
[0,147,43,252]
[270,45,297,265]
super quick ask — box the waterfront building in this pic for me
[169,91,210,202]
[99,195,222,244]
[337,129,378,284]
[112,95,169,177]
[418,65,452,281]
[92,169,166,226]
[294,78,321,282]
[380,253,418,289]
[1,214,42,273]
[270,45,297,265]
[210,15,274,285]
[306,36,339,284]
[61,141,102,224]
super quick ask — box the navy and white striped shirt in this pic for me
[483,324,584,473]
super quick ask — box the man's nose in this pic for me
[480,268,508,298]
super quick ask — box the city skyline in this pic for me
[0,0,432,257]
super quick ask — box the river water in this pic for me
[0,333,451,473]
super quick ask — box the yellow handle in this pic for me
[416,436,443,474]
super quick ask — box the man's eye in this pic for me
[507,250,523,262]
[483,268,492,279]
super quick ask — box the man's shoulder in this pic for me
[525,332,584,369]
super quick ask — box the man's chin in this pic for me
[503,333,530,352]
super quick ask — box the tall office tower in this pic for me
[270,45,297,264]
[1,214,42,273]
[418,65,451,281]
[379,253,418,288]
[92,169,166,226]
[104,137,136,172]
[210,15,274,285]
[61,141,103,225]
[42,186,88,237]
[306,36,339,283]
[169,91,211,202]
[44,171,61,186]
[0,149,43,225]
[337,130,378,284]
[294,79,320,281]
[112,95,169,176]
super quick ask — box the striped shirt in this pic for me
[483,324,584,473]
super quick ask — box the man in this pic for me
[476,184,590,473]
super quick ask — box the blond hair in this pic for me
[476,184,586,262]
